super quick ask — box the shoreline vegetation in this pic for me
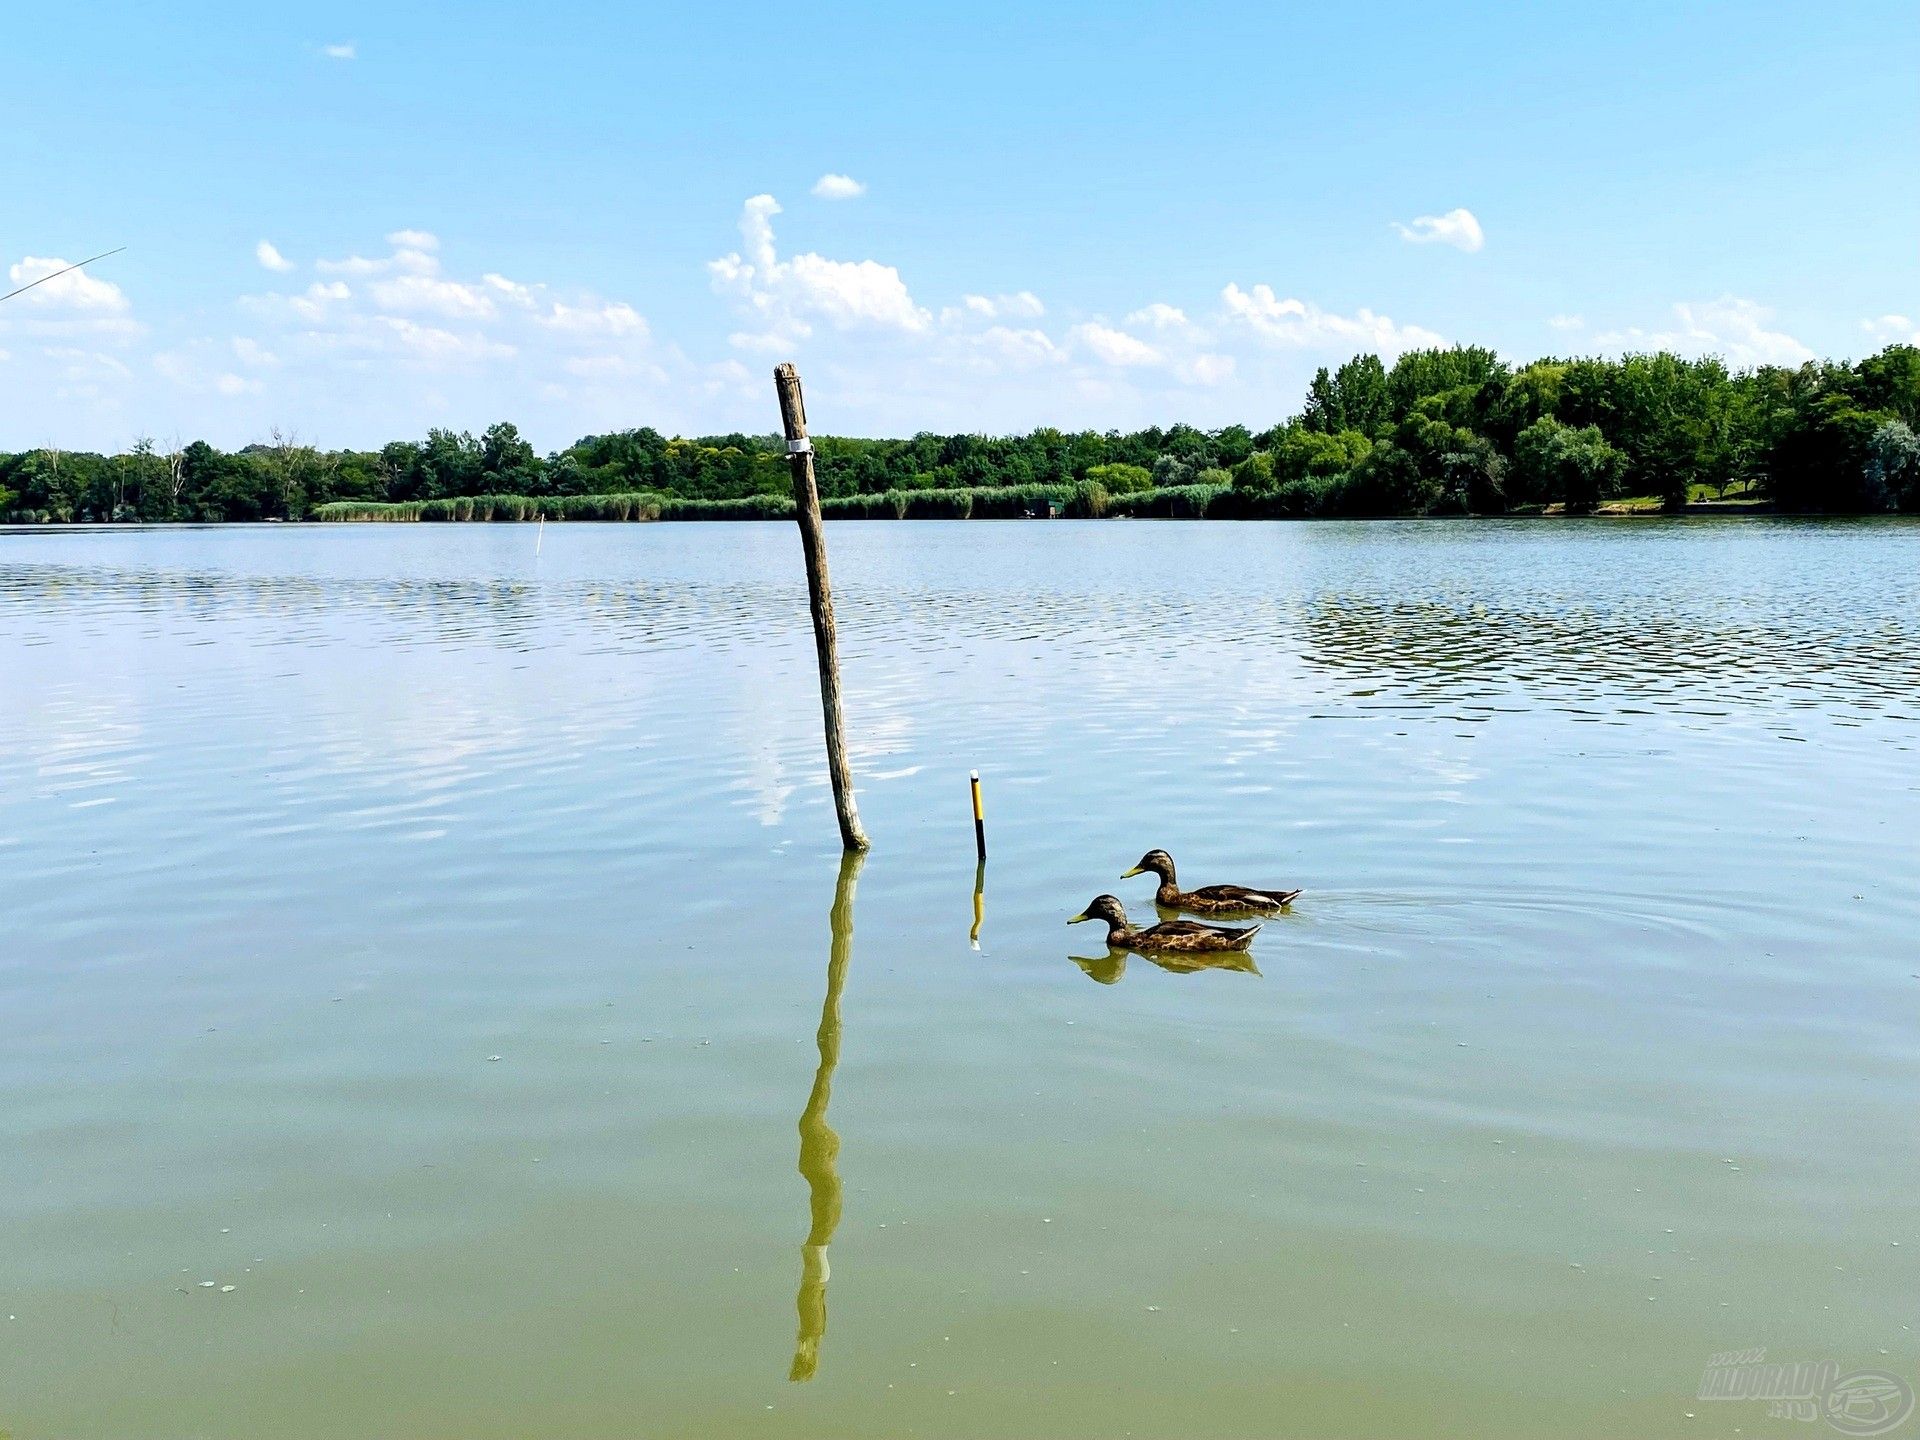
[6,345,1917,525]
[305,487,1779,524]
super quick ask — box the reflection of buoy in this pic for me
[970,858,985,951]
[970,770,986,860]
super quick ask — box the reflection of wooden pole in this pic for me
[774,364,869,853]
[791,849,863,1382]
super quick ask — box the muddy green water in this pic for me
[2,520,1916,1439]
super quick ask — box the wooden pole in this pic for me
[775,363,870,852]
[970,769,986,860]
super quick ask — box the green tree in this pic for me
[1386,346,1506,424]
[1767,391,1887,512]
[1863,419,1920,512]
[1512,418,1625,512]
[1085,463,1153,494]
[1302,354,1390,436]
[481,422,544,493]
[1270,426,1372,483]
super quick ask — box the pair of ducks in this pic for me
[1068,849,1300,955]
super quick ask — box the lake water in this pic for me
[2,519,1916,1439]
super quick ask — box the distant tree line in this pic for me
[5,345,1918,523]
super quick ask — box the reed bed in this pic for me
[311,480,1260,524]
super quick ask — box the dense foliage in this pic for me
[7,345,1919,523]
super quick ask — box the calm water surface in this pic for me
[2,519,1916,1439]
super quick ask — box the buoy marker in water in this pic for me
[970,770,986,861]
[536,515,544,556]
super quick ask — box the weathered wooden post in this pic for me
[774,363,870,852]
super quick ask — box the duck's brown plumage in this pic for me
[1068,895,1260,955]
[1122,849,1301,916]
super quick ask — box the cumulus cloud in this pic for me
[367,273,498,320]
[1220,282,1445,354]
[1125,302,1190,330]
[957,291,1045,320]
[1594,296,1812,367]
[708,194,930,349]
[972,326,1060,367]
[1071,322,1163,368]
[543,299,648,336]
[153,342,258,397]
[6,256,131,314]
[1393,207,1485,253]
[1547,313,1584,332]
[1179,353,1237,386]
[0,254,142,348]
[235,229,654,394]
[811,173,867,200]
[256,241,295,273]
[232,336,279,368]
[322,42,355,60]
[1862,314,1919,345]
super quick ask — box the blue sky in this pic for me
[5,0,1916,451]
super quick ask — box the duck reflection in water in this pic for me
[1069,947,1262,984]
[790,849,862,1383]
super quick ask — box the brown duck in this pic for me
[1068,895,1260,955]
[1121,849,1301,916]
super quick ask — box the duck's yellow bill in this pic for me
[1066,911,1089,925]
[1119,866,1144,878]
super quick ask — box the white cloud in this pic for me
[316,251,431,278]
[322,43,356,60]
[236,229,654,397]
[48,347,133,379]
[1594,296,1812,367]
[1393,207,1485,253]
[1220,283,1445,354]
[232,336,279,368]
[153,343,258,396]
[1071,322,1163,368]
[1547,313,1584,331]
[0,255,141,345]
[482,273,537,308]
[957,291,1045,321]
[708,194,930,348]
[245,279,352,323]
[7,256,131,314]
[368,273,498,320]
[543,299,648,336]
[1862,314,1919,345]
[812,173,867,200]
[256,241,295,273]
[1126,302,1190,330]
[1180,353,1237,386]
[970,326,1061,368]
[370,317,516,364]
